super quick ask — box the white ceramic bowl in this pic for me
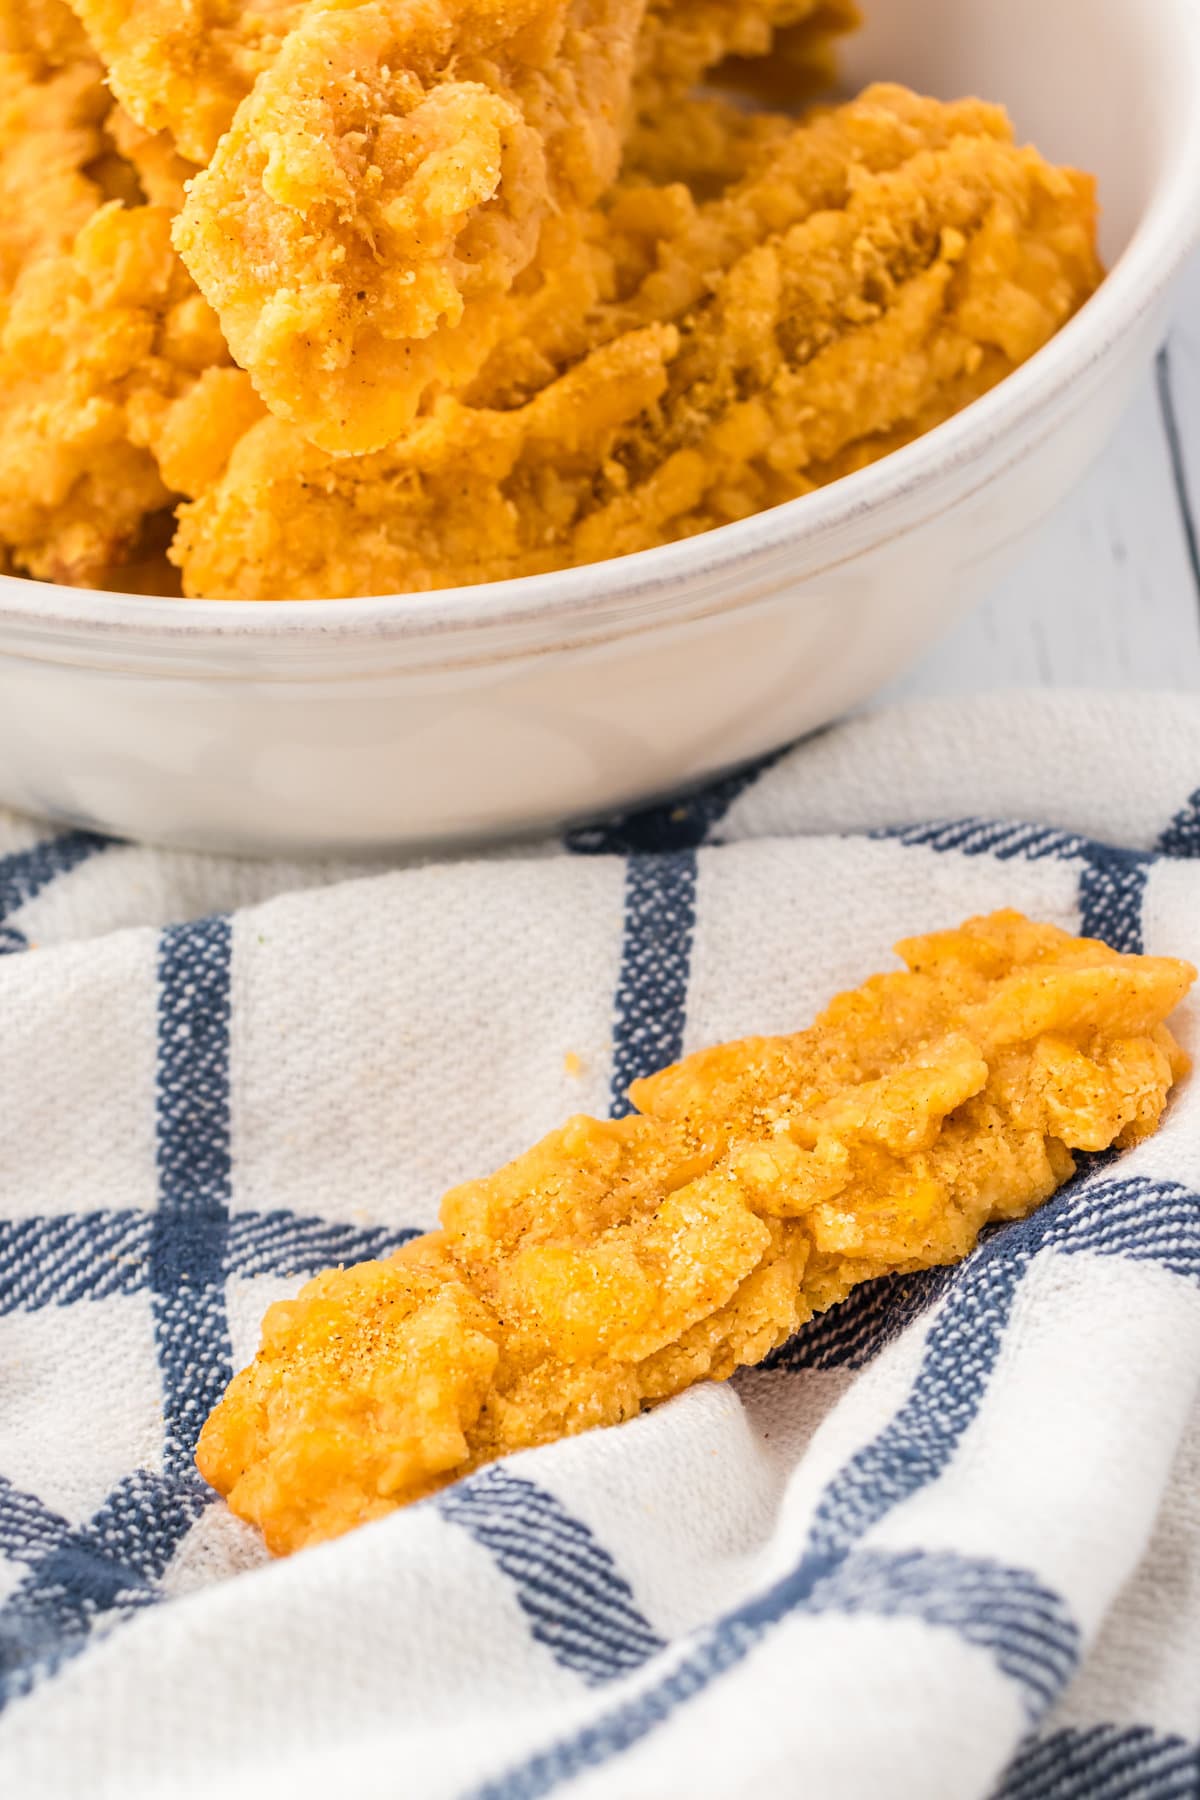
[3,0,1199,855]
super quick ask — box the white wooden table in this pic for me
[884,253,1200,699]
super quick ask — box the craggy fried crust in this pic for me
[635,0,857,112]
[0,203,261,583]
[620,90,793,191]
[105,103,199,210]
[77,0,853,451]
[173,0,648,453]
[0,0,108,297]
[173,90,1101,599]
[197,912,1194,1555]
[623,0,860,185]
[0,0,264,583]
[0,0,93,61]
[11,10,1102,604]
[64,0,854,168]
[65,0,306,164]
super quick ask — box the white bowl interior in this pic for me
[842,0,1196,266]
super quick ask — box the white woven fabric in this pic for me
[1,692,1198,1800]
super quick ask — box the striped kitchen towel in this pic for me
[1,691,1199,1800]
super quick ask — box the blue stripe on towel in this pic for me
[470,1174,1200,1800]
[152,915,235,1479]
[0,1207,420,1315]
[571,755,787,1120]
[875,819,1092,861]
[565,753,783,857]
[0,831,113,943]
[0,1478,73,1568]
[995,1724,1200,1800]
[0,1211,155,1312]
[439,1467,666,1685]
[1076,845,1150,953]
[761,1265,958,1372]
[807,1549,1078,1714]
[0,1472,197,1705]
[1157,789,1200,859]
[607,852,697,1118]
[807,1176,1198,1560]
[223,1211,418,1281]
[872,817,1150,953]
[0,918,240,1708]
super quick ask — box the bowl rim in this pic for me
[4,0,1200,654]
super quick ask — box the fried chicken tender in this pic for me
[197,913,1194,1555]
[65,0,307,164]
[0,202,261,583]
[64,0,853,172]
[624,0,858,183]
[635,0,857,114]
[58,0,851,461]
[173,93,1101,599]
[620,91,793,191]
[0,0,258,582]
[460,85,1013,409]
[105,104,198,210]
[0,0,109,297]
[0,0,92,60]
[172,0,648,454]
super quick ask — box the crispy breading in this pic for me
[173,0,648,454]
[463,86,1013,404]
[65,0,306,164]
[63,0,853,171]
[0,0,252,583]
[635,0,857,114]
[623,0,857,186]
[105,103,198,210]
[708,9,861,109]
[7,13,1103,600]
[196,912,1194,1556]
[0,203,260,583]
[99,0,851,452]
[83,106,200,210]
[0,0,93,61]
[0,0,109,298]
[621,91,793,191]
[173,95,1101,599]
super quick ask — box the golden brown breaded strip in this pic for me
[63,0,853,457]
[621,91,793,191]
[0,203,259,584]
[708,8,860,110]
[0,0,257,584]
[463,85,1013,408]
[568,138,1102,563]
[66,0,306,164]
[623,0,858,184]
[635,0,857,114]
[173,101,1101,599]
[173,0,648,454]
[64,0,854,170]
[105,103,198,210]
[83,105,200,209]
[0,0,93,60]
[0,1,109,297]
[172,85,1007,594]
[197,912,1194,1555]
